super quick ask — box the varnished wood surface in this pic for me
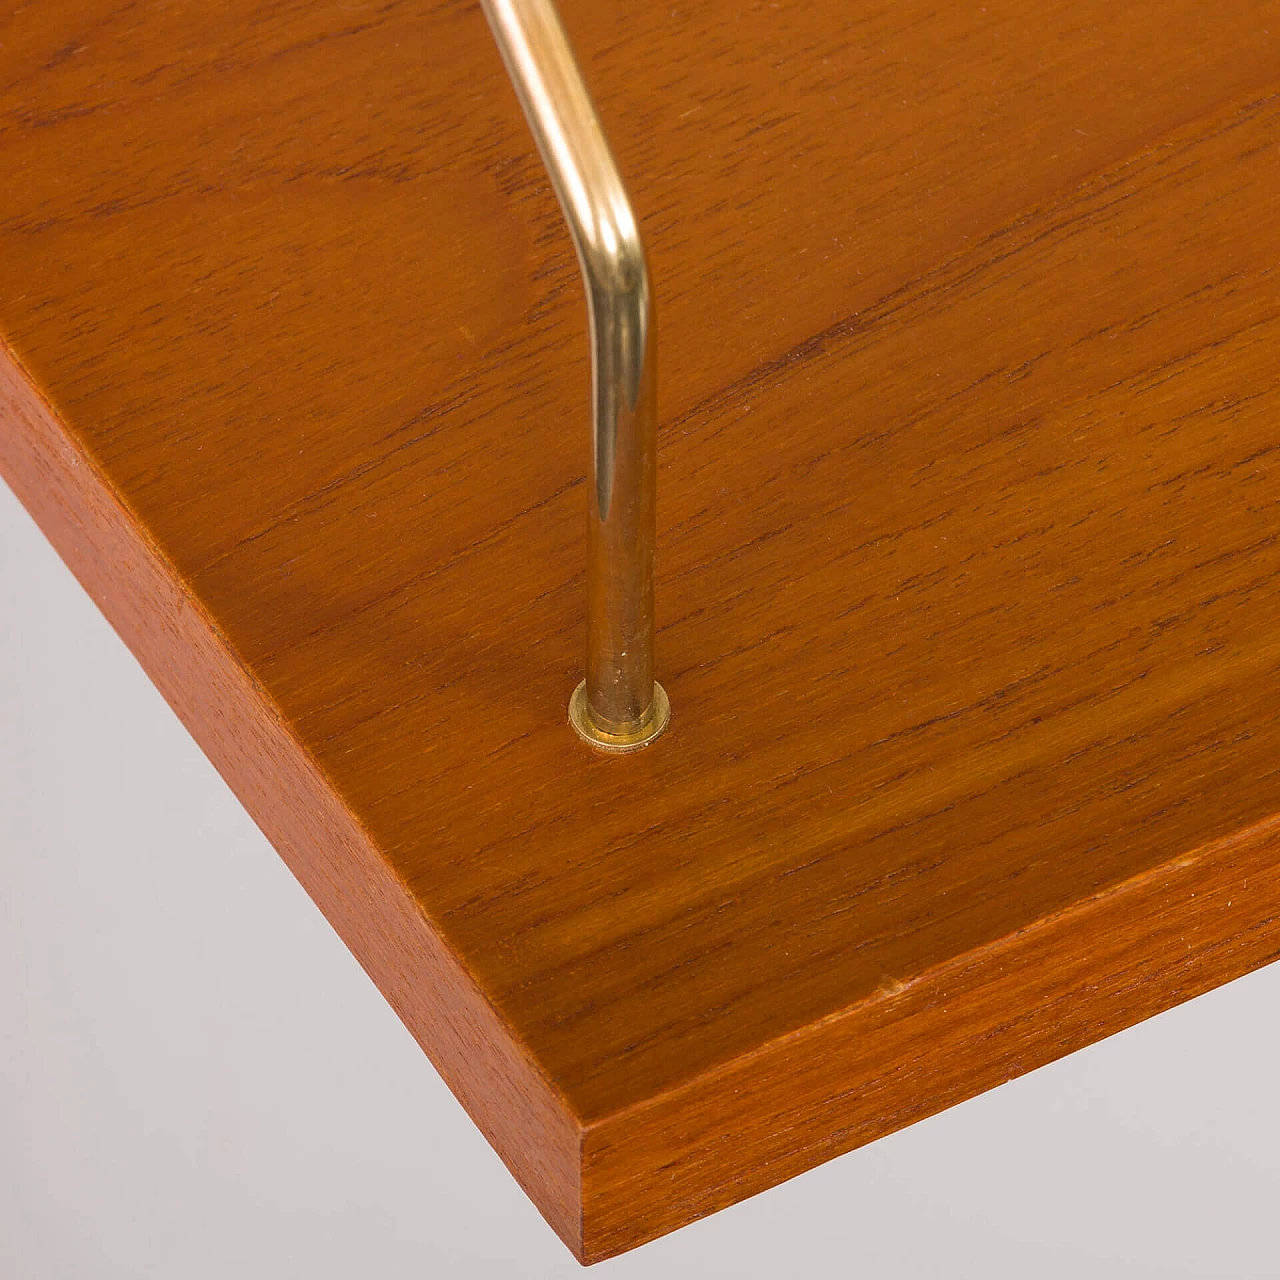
[3,0,1280,1262]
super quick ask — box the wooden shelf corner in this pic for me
[4,0,1280,1262]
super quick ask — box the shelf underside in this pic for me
[3,0,1280,1263]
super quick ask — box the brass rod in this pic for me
[479,0,669,753]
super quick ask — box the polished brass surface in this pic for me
[479,0,664,748]
[569,679,670,754]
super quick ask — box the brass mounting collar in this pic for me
[569,680,670,754]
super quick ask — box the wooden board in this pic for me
[4,0,1280,1263]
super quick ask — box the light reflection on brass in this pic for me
[479,0,668,752]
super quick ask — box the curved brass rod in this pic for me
[480,0,669,753]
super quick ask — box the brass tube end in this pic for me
[569,680,670,754]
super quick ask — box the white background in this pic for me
[2,475,1278,1279]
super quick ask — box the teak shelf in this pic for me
[4,0,1280,1264]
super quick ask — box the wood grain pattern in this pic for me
[0,328,584,1250]
[3,0,1280,1262]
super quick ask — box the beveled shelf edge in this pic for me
[0,344,588,1259]
[7,339,1280,1265]
[579,814,1280,1261]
